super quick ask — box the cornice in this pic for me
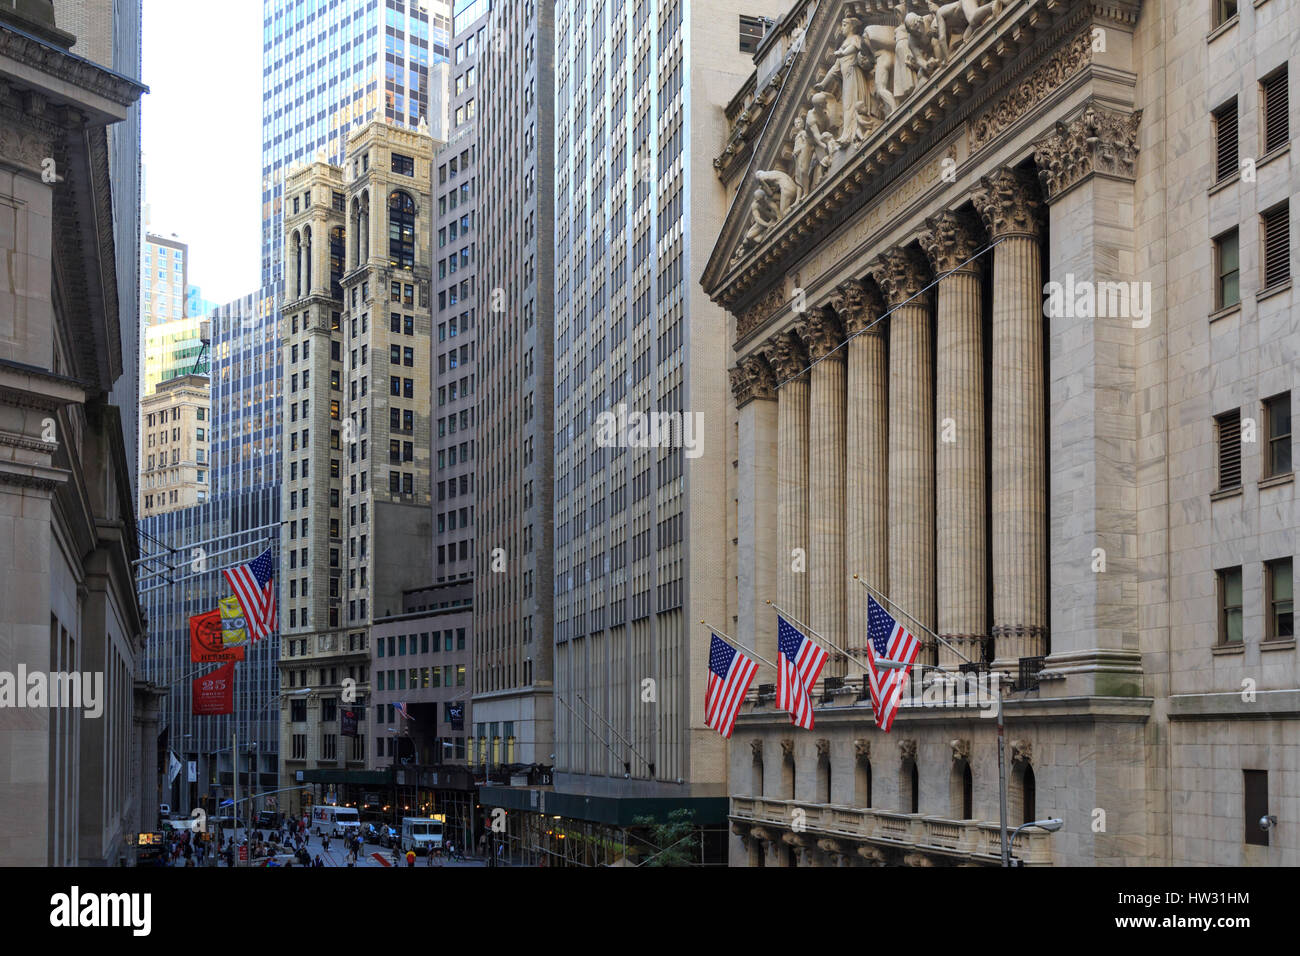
[0,24,147,110]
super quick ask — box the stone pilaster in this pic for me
[832,278,889,666]
[872,246,936,659]
[972,167,1048,668]
[730,353,780,663]
[919,209,988,668]
[764,331,810,624]
[801,308,847,676]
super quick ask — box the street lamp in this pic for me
[235,687,311,866]
[1006,817,1063,867]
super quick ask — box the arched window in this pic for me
[389,190,416,269]
[330,226,345,299]
[1022,764,1036,824]
[901,758,919,814]
[950,758,974,819]
[816,752,831,804]
[303,226,312,293]
[855,756,872,808]
[291,230,302,299]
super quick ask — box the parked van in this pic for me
[311,805,361,838]
[400,816,444,855]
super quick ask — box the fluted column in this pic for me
[832,278,889,666]
[764,331,811,624]
[972,168,1048,668]
[872,246,936,661]
[919,210,988,668]
[802,309,847,677]
[729,354,779,664]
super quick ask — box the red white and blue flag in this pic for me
[865,595,921,732]
[705,634,759,739]
[223,547,277,641]
[776,615,828,730]
[394,701,414,722]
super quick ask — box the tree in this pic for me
[631,808,699,867]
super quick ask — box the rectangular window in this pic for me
[1214,229,1240,309]
[391,152,415,176]
[1262,203,1290,290]
[1212,0,1237,30]
[738,14,765,54]
[1213,98,1238,183]
[1244,769,1269,846]
[1262,66,1289,155]
[1266,557,1293,640]
[1264,393,1292,477]
[1216,409,1242,490]
[1218,566,1243,644]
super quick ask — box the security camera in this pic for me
[1260,815,1278,831]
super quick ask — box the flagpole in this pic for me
[850,575,1011,867]
[575,693,655,775]
[698,620,778,671]
[764,600,874,675]
[851,575,980,667]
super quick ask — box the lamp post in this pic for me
[1006,817,1063,867]
[238,687,312,866]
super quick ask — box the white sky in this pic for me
[140,0,264,306]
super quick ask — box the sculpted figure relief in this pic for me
[728,1,1004,271]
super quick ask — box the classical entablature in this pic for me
[702,0,1142,336]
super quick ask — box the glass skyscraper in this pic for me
[260,0,450,295]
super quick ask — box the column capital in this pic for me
[1032,101,1143,202]
[919,208,986,275]
[801,307,845,362]
[971,167,1043,240]
[729,352,778,406]
[829,277,886,335]
[762,329,809,383]
[870,245,931,308]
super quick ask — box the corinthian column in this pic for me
[801,308,847,677]
[919,209,988,668]
[831,278,888,667]
[872,246,936,660]
[729,354,779,664]
[972,167,1048,668]
[764,331,810,624]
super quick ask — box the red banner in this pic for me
[192,662,236,716]
[190,609,245,663]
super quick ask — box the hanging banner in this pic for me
[192,662,236,716]
[219,595,248,650]
[341,707,358,738]
[190,609,245,663]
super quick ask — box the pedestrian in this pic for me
[406,848,416,867]
[426,844,435,866]
[313,854,324,868]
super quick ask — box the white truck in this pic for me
[311,804,361,838]
[400,816,444,856]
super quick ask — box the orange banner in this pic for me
[190,609,245,663]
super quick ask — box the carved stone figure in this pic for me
[789,114,814,200]
[738,187,779,258]
[755,167,800,217]
[815,16,872,146]
[927,0,1002,60]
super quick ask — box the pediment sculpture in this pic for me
[730,0,1002,268]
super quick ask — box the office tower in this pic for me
[0,0,147,865]
[472,0,555,808]
[260,0,451,296]
[514,0,781,862]
[138,292,283,817]
[277,121,436,812]
[139,374,212,517]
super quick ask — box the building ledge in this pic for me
[1168,689,1300,720]
[730,797,1054,866]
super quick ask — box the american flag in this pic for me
[393,701,415,722]
[776,615,828,730]
[705,634,759,738]
[223,547,277,641]
[865,595,921,732]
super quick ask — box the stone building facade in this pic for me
[0,0,151,865]
[277,120,437,815]
[138,373,210,516]
[704,0,1299,866]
